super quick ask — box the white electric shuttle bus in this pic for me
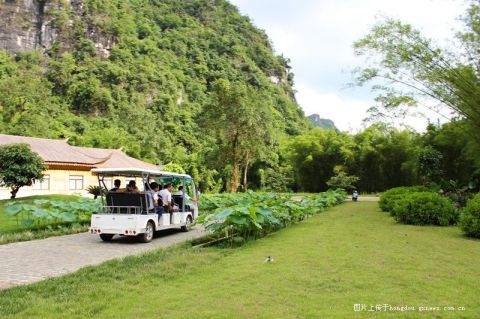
[89,168,198,243]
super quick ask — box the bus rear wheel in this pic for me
[99,234,114,242]
[139,221,155,243]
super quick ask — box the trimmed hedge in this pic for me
[391,192,457,226]
[379,186,430,213]
[459,193,480,238]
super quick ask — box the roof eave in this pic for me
[91,167,191,178]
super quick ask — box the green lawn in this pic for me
[1,201,479,318]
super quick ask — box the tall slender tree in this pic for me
[201,79,276,192]
[353,3,480,146]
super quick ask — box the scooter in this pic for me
[352,191,358,202]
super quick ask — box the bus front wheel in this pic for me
[181,215,193,232]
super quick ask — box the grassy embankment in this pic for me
[0,195,89,244]
[0,201,479,318]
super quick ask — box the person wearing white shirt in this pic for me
[173,186,191,201]
[173,185,193,211]
[149,182,164,221]
[159,183,174,213]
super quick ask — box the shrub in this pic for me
[391,192,457,226]
[439,180,475,208]
[459,193,480,238]
[86,185,105,199]
[379,186,430,213]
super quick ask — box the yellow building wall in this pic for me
[0,169,141,200]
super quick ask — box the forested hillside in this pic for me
[0,0,308,191]
[2,0,480,194]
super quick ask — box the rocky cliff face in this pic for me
[0,0,56,52]
[0,0,113,57]
[307,114,337,130]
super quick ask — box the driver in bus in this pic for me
[174,185,192,211]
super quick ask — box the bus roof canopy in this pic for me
[91,167,191,179]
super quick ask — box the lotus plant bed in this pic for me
[195,190,346,246]
[0,195,100,244]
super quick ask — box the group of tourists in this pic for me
[109,179,190,222]
[109,179,138,192]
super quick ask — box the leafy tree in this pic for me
[350,124,419,192]
[420,121,480,190]
[162,162,186,174]
[353,4,480,147]
[417,146,443,185]
[258,166,295,193]
[284,128,354,192]
[326,171,359,192]
[201,79,277,192]
[0,143,47,199]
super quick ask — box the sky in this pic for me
[229,0,468,132]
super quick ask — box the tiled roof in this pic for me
[0,134,159,170]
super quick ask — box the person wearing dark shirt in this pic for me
[110,179,121,191]
[126,180,139,192]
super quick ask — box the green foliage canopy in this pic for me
[354,4,480,148]
[0,143,47,199]
[201,79,278,192]
[284,128,354,192]
[460,193,480,238]
[0,0,307,193]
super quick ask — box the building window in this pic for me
[69,175,84,190]
[33,175,50,190]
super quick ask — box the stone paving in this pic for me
[0,227,204,289]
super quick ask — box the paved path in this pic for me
[347,196,380,201]
[0,227,204,289]
[292,195,380,202]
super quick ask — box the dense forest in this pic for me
[0,0,308,192]
[0,0,480,194]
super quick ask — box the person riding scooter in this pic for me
[352,190,358,202]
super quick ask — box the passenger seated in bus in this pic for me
[110,179,122,192]
[159,183,177,214]
[173,186,192,211]
[174,186,191,200]
[149,182,164,219]
[126,180,139,192]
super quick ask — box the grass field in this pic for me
[0,201,479,318]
